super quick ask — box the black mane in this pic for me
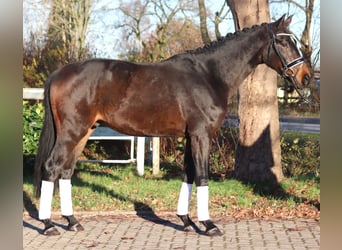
[186,23,268,55]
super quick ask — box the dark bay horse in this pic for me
[34,15,311,236]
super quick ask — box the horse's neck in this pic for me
[202,28,269,91]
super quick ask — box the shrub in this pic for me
[280,132,320,177]
[159,127,320,180]
[23,101,44,173]
[23,101,44,155]
[209,127,238,179]
[158,127,238,179]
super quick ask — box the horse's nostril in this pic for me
[303,74,310,86]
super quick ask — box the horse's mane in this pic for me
[186,22,269,55]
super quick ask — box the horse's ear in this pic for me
[274,14,286,28]
[274,14,292,30]
[284,15,293,28]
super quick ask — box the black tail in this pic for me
[34,74,57,198]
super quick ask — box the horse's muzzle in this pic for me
[302,73,311,86]
[295,63,311,88]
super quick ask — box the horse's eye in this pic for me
[276,38,289,47]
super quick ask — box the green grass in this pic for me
[23,163,320,219]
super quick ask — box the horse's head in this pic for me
[265,15,311,89]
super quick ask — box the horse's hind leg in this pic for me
[39,129,92,235]
[39,180,59,235]
[59,133,92,232]
[38,139,72,235]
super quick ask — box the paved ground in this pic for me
[23,213,320,249]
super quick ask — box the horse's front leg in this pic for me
[191,135,223,236]
[177,136,197,232]
[176,135,222,236]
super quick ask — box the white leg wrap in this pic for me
[197,186,210,221]
[38,180,54,220]
[59,179,73,216]
[177,182,193,215]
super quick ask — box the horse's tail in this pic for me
[34,74,56,198]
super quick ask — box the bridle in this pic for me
[267,25,314,103]
[267,25,304,79]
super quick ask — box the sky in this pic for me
[23,0,320,65]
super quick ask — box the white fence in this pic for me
[23,88,146,176]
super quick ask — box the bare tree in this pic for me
[47,0,92,61]
[23,0,93,87]
[197,0,232,43]
[226,0,284,184]
[117,0,199,62]
[213,1,231,39]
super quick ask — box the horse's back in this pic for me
[47,57,226,137]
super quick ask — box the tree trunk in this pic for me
[226,0,284,184]
[300,0,314,68]
[198,0,211,44]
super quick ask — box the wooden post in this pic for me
[152,137,160,175]
[137,137,145,176]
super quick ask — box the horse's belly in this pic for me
[105,106,186,137]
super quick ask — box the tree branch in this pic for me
[270,0,306,12]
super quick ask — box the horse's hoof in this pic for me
[177,214,196,232]
[200,220,223,237]
[205,226,223,236]
[68,223,84,232]
[184,224,196,232]
[43,226,60,236]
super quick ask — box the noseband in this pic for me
[267,25,304,79]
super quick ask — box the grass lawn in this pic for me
[23,163,320,220]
